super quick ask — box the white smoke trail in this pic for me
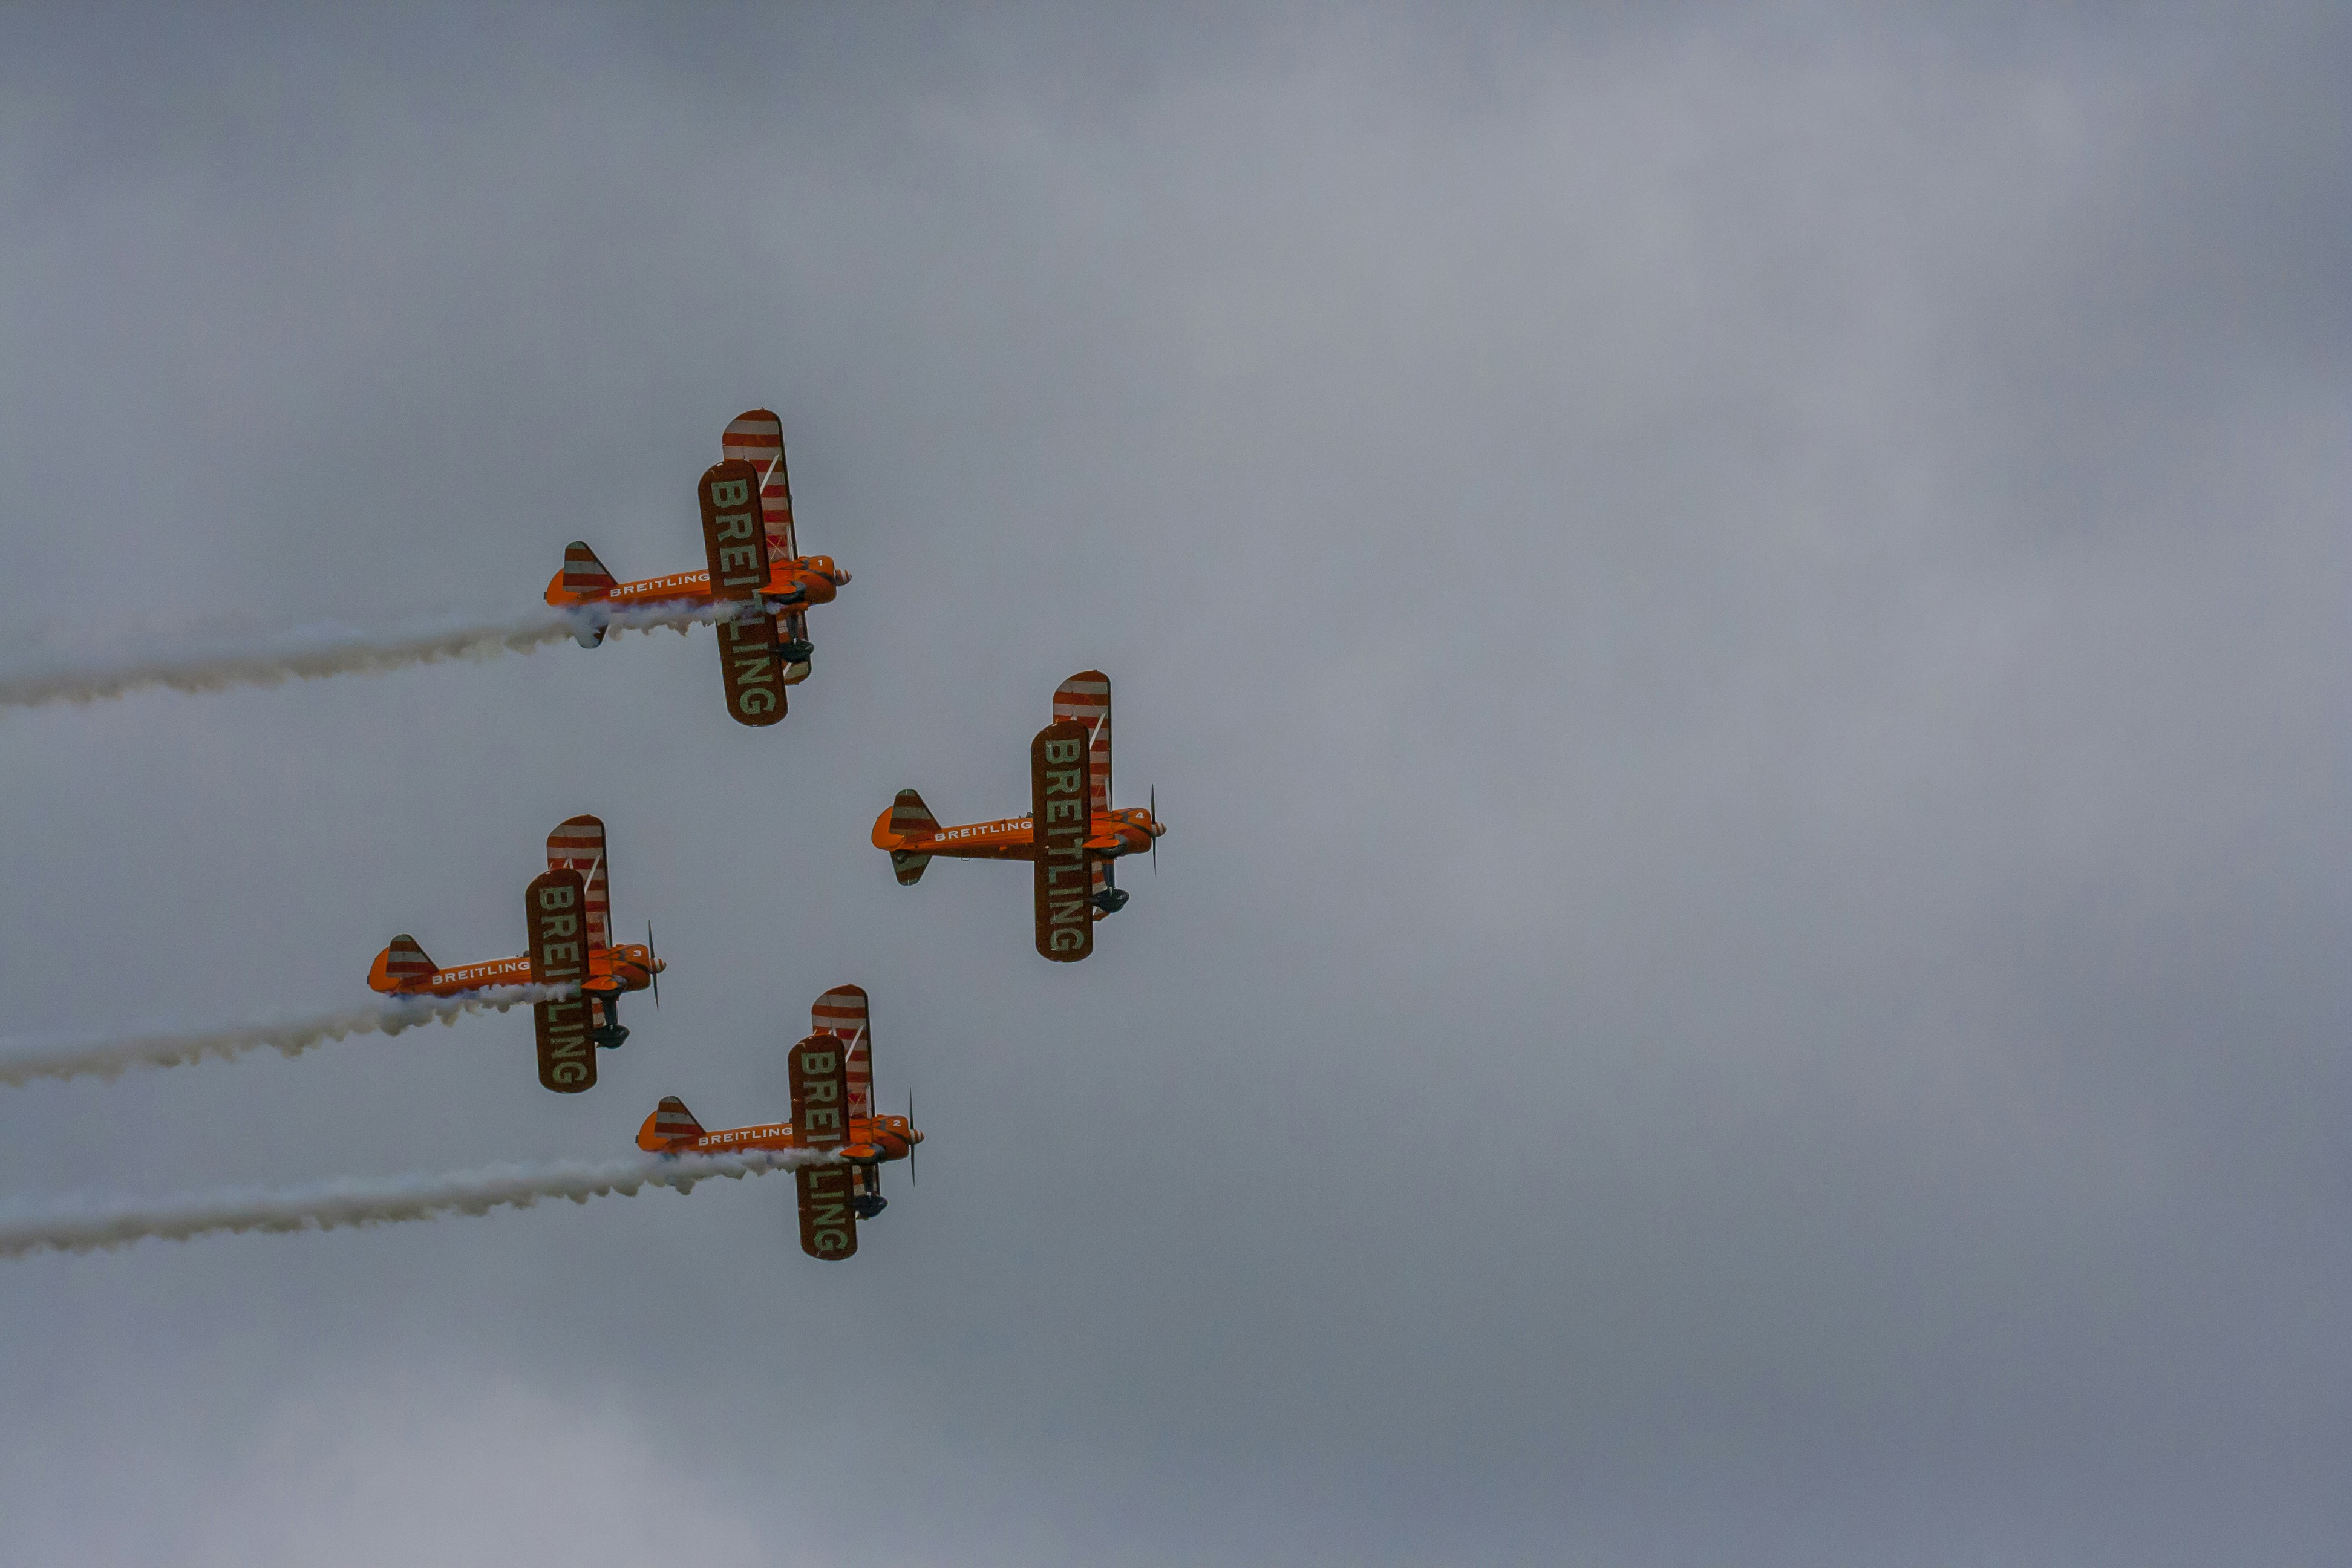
[0,598,765,710]
[0,1151,822,1258]
[0,985,573,1089]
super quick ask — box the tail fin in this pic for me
[636,1096,705,1152]
[368,935,436,992]
[560,543,618,598]
[889,789,939,835]
[547,543,619,646]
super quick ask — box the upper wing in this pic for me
[812,984,872,1119]
[545,815,610,952]
[1031,720,1094,962]
[721,409,797,562]
[1053,671,1112,816]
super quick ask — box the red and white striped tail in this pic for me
[1053,671,1112,816]
[649,1096,704,1146]
[812,984,872,1119]
[546,815,612,952]
[560,542,618,598]
[889,789,939,838]
[722,409,795,563]
[380,935,436,986]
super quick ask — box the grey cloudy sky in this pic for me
[1,4,2347,1563]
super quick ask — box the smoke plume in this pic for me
[0,599,765,710]
[0,985,575,1088]
[0,1151,820,1257]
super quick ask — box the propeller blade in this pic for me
[646,919,661,1008]
[1150,785,1158,872]
[908,1085,916,1187]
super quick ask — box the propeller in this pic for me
[1149,785,1159,873]
[907,1085,917,1187]
[645,920,661,1008]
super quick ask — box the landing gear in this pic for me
[1091,863,1131,916]
[780,638,814,665]
[591,995,629,1050]
[851,1164,889,1218]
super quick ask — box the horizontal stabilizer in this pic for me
[891,851,932,886]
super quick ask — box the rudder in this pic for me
[549,543,618,647]
[636,1096,705,1151]
[368,935,436,992]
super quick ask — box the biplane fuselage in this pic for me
[367,943,659,1002]
[639,1111,920,1168]
[543,555,846,621]
[880,806,1163,864]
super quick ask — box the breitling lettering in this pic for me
[611,570,712,600]
[1031,720,1096,961]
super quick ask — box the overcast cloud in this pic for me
[1,4,2347,1564]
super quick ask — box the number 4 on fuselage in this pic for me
[869,670,1167,962]
[543,410,851,727]
[366,814,664,1093]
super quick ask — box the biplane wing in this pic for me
[1053,670,1112,817]
[545,814,611,951]
[697,459,789,727]
[722,409,796,563]
[1031,720,1094,962]
[1053,671,1123,923]
[788,1031,857,1259]
[812,984,873,1119]
[526,867,595,1093]
[722,410,814,686]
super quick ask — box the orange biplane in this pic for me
[544,410,851,727]
[367,814,662,1094]
[635,985,921,1260]
[871,670,1166,962]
